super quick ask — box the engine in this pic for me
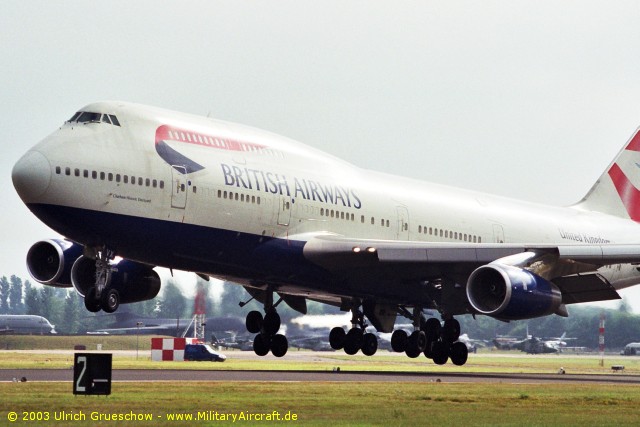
[71,256,161,304]
[26,240,84,287]
[466,263,562,320]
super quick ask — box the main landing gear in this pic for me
[328,306,379,356]
[390,314,468,366]
[83,248,120,314]
[244,293,288,357]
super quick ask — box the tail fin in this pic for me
[575,128,640,221]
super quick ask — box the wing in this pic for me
[302,234,640,307]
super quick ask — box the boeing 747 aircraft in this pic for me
[12,101,640,365]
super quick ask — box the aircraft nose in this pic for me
[12,150,52,202]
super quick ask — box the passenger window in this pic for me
[83,170,88,178]
[56,166,61,174]
[108,173,113,182]
[145,178,150,187]
[100,172,105,180]
[160,181,164,189]
[138,177,143,186]
[124,175,129,184]
[74,168,80,177]
[65,167,71,176]
[116,174,121,183]
[92,171,97,179]
[153,179,157,188]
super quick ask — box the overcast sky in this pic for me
[3,1,640,305]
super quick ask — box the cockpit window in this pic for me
[66,111,121,127]
[77,112,102,123]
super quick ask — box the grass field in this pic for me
[2,335,640,425]
[1,381,640,426]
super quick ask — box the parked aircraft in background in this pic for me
[493,332,573,354]
[88,311,244,336]
[621,342,640,355]
[13,101,640,366]
[0,315,56,334]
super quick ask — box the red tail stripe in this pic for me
[625,130,640,152]
[608,163,640,221]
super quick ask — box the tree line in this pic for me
[1,273,639,349]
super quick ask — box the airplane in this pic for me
[0,315,56,334]
[12,101,640,367]
[86,310,244,336]
[493,331,572,354]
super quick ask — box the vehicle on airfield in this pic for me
[184,343,226,362]
[13,101,640,367]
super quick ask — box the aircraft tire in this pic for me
[391,329,408,352]
[253,333,270,356]
[329,327,346,350]
[344,328,363,355]
[263,311,281,335]
[442,319,460,343]
[423,338,435,359]
[423,318,441,341]
[271,334,288,357]
[408,330,427,352]
[245,311,263,334]
[432,341,449,365]
[361,333,378,356]
[100,288,120,314]
[450,341,468,366]
[83,287,101,313]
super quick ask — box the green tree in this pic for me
[61,290,83,334]
[9,275,24,314]
[24,282,41,316]
[0,276,9,314]
[159,279,187,319]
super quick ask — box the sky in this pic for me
[3,1,640,306]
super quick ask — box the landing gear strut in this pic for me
[244,291,289,357]
[83,248,120,313]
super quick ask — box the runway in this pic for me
[2,368,639,384]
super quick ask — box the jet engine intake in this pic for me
[26,239,83,287]
[71,256,161,304]
[466,263,562,320]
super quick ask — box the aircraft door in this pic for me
[492,224,505,243]
[396,206,409,240]
[277,196,291,227]
[171,166,188,209]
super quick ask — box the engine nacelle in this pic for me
[26,239,84,287]
[71,256,161,304]
[466,263,562,320]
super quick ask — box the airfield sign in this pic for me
[73,353,112,395]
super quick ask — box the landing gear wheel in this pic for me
[253,333,270,356]
[391,330,408,353]
[423,338,435,359]
[442,318,461,343]
[100,288,120,313]
[423,318,441,341]
[83,287,101,313]
[329,327,346,350]
[246,311,263,334]
[271,334,288,357]
[361,333,378,356]
[408,330,427,352]
[344,328,363,355]
[432,341,449,365]
[263,311,281,335]
[450,342,468,366]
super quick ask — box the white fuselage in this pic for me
[13,102,640,297]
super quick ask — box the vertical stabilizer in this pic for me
[575,128,640,221]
